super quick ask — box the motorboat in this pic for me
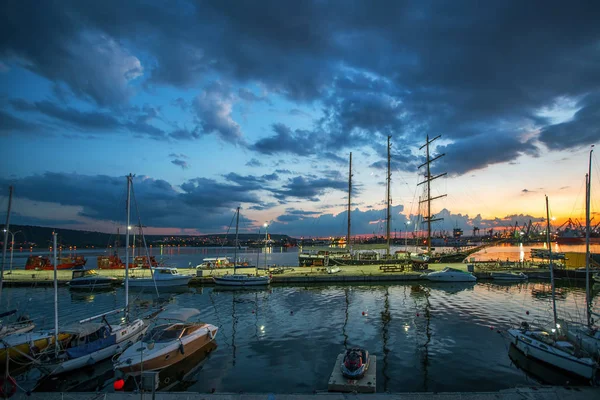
[67,269,117,290]
[129,267,193,288]
[491,272,528,281]
[340,348,370,379]
[213,273,271,287]
[196,257,232,269]
[114,308,218,376]
[507,322,596,379]
[327,266,341,274]
[410,253,430,265]
[422,267,477,282]
[39,311,147,375]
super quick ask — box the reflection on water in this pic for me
[4,281,599,393]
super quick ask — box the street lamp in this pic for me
[3,229,21,274]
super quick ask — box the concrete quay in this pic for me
[11,387,600,400]
[0,262,550,287]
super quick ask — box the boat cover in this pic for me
[66,326,115,359]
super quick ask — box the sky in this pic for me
[1,0,600,238]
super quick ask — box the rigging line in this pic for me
[130,181,160,299]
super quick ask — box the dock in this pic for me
[10,387,600,400]
[328,353,376,393]
[0,262,554,287]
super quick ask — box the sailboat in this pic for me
[213,207,271,286]
[507,196,597,380]
[37,175,148,376]
[563,148,600,358]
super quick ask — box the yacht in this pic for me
[67,269,117,290]
[129,267,193,288]
[422,267,477,282]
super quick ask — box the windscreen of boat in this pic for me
[143,323,185,343]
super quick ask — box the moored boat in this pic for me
[97,253,125,269]
[422,267,477,282]
[213,273,271,286]
[114,308,218,376]
[67,269,117,290]
[26,255,86,270]
[129,267,193,288]
[340,348,370,379]
[132,255,158,269]
[491,272,528,281]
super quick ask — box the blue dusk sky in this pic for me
[1,0,600,238]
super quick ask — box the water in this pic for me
[4,281,600,393]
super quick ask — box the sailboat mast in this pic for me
[234,207,240,274]
[347,152,352,251]
[0,185,13,305]
[545,195,558,331]
[585,147,593,328]
[125,174,132,321]
[53,231,59,356]
[386,136,392,257]
[418,135,447,255]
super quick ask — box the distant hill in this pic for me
[0,225,297,248]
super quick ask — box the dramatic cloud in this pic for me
[193,82,244,144]
[251,123,318,156]
[273,176,347,201]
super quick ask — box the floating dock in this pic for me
[328,353,376,393]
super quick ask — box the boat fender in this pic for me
[179,342,185,355]
[208,329,214,340]
[0,376,17,398]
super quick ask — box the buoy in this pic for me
[490,326,494,330]
[416,313,420,317]
[252,310,255,314]
[526,311,529,315]
[362,311,365,316]
[113,379,125,391]
[290,311,294,315]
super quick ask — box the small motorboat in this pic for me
[341,348,370,379]
[327,266,341,274]
[114,308,218,376]
[422,267,477,282]
[213,273,271,287]
[129,267,193,288]
[67,269,117,290]
[491,272,528,281]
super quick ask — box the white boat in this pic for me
[422,267,477,282]
[129,267,193,288]
[67,269,117,290]
[196,257,232,269]
[410,253,430,264]
[508,324,596,379]
[491,272,528,281]
[327,266,341,274]
[213,207,271,287]
[509,195,599,378]
[114,308,218,376]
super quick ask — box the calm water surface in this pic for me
[4,280,599,393]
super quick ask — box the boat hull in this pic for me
[128,276,192,288]
[212,275,270,286]
[116,326,217,376]
[424,270,477,282]
[491,272,528,281]
[0,332,71,365]
[508,329,596,380]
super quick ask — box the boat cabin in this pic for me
[72,269,99,279]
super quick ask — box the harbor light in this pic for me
[556,323,561,329]
[551,328,556,333]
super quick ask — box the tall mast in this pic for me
[53,231,59,356]
[418,135,447,255]
[546,195,558,332]
[347,152,353,251]
[0,185,13,305]
[234,207,240,274]
[125,174,132,322]
[585,147,594,328]
[386,136,392,257]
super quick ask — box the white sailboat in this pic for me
[39,175,148,376]
[213,207,271,287]
[507,196,598,380]
[563,148,600,359]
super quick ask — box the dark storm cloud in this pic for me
[273,176,347,201]
[0,109,41,135]
[539,94,600,150]
[223,172,279,186]
[250,123,318,155]
[0,173,268,231]
[2,0,600,174]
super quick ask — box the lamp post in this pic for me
[263,222,269,270]
[3,229,21,274]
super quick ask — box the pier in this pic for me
[0,262,552,287]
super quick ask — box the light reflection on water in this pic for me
[4,281,599,393]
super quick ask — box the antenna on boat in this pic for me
[545,195,558,334]
[386,136,392,257]
[0,185,13,305]
[418,135,447,255]
[125,174,132,322]
[585,146,594,328]
[347,152,352,252]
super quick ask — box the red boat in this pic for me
[25,255,87,270]
[97,254,125,269]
